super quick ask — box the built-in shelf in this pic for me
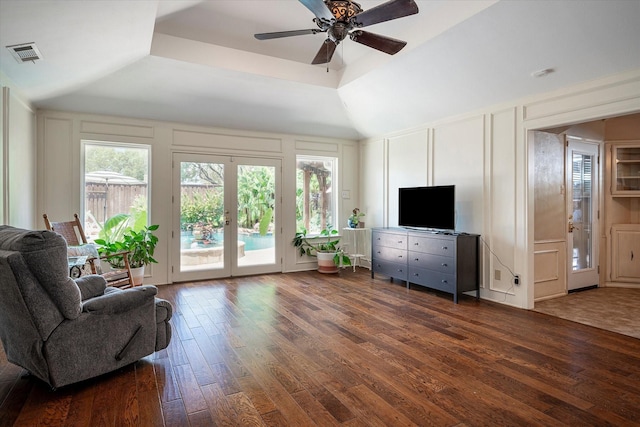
[612,144,640,196]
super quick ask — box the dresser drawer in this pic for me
[372,260,408,281]
[372,231,407,250]
[408,267,456,293]
[408,234,455,256]
[373,246,406,264]
[409,252,455,275]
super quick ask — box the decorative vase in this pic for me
[347,218,357,228]
[316,252,339,274]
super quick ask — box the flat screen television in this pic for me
[399,185,455,231]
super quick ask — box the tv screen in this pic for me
[399,185,455,231]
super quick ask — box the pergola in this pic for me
[297,160,331,231]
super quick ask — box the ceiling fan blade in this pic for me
[350,30,407,55]
[255,29,322,40]
[311,39,338,64]
[299,0,334,23]
[353,0,419,28]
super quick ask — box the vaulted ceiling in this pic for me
[1,0,639,140]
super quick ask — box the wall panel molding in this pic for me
[295,139,338,153]
[42,117,74,222]
[534,240,567,301]
[523,74,640,123]
[174,129,283,153]
[80,120,154,138]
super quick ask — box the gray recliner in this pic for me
[0,225,172,389]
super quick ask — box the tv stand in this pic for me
[371,227,480,303]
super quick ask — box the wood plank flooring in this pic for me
[1,269,640,426]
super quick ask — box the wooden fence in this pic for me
[85,183,217,225]
[85,183,148,225]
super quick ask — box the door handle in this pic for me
[225,210,231,225]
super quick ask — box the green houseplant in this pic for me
[292,227,351,273]
[95,224,159,286]
[348,208,365,228]
[95,224,159,269]
[94,213,159,285]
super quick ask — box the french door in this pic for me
[566,138,599,291]
[172,153,281,282]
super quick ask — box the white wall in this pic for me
[36,110,358,285]
[361,69,640,309]
[1,72,36,228]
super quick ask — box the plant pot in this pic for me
[317,252,339,274]
[130,266,145,286]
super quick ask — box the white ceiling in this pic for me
[1,0,639,140]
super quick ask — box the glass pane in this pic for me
[615,147,640,191]
[83,143,149,242]
[237,164,276,266]
[571,153,592,271]
[296,156,335,234]
[179,161,225,272]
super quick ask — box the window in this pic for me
[296,155,336,234]
[82,141,150,241]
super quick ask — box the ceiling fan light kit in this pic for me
[254,0,419,65]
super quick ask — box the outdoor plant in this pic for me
[292,227,351,267]
[180,192,223,231]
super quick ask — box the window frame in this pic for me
[295,154,338,236]
[81,140,152,240]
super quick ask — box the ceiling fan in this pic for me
[254,0,419,65]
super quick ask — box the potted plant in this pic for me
[348,208,365,228]
[95,223,159,286]
[292,227,351,273]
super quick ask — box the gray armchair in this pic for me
[0,225,172,389]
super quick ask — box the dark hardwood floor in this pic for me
[1,269,640,426]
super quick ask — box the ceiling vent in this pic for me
[6,43,42,63]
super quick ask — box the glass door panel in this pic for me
[233,159,280,276]
[174,154,229,281]
[566,139,599,291]
[570,152,592,270]
[173,153,281,282]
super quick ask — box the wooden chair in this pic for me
[43,213,134,289]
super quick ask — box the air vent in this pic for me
[6,43,42,63]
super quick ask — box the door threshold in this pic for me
[568,284,598,294]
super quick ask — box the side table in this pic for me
[68,256,88,278]
[342,227,371,271]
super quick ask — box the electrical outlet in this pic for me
[514,275,520,285]
[494,269,501,280]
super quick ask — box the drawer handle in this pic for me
[441,263,448,267]
[441,280,448,284]
[632,251,634,261]
[398,240,403,244]
[398,255,403,258]
[414,258,420,261]
[442,246,448,250]
[414,242,419,246]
